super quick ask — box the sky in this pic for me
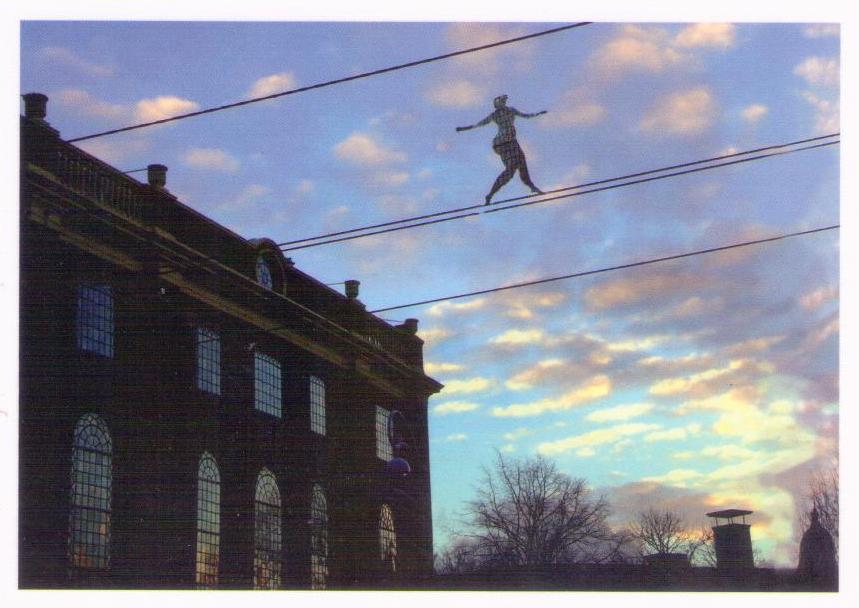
[11,2,848,572]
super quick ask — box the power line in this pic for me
[279,135,839,252]
[65,22,592,144]
[369,224,839,313]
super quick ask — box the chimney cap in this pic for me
[22,92,49,122]
[345,279,360,299]
[147,164,168,189]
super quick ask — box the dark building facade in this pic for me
[19,93,442,589]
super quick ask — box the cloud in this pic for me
[134,96,199,122]
[370,170,410,188]
[741,104,768,123]
[247,72,298,98]
[649,359,769,397]
[505,358,566,391]
[181,147,240,173]
[492,375,611,418]
[585,402,654,423]
[584,272,709,311]
[639,87,717,136]
[432,400,480,416]
[77,137,151,166]
[53,88,127,121]
[502,427,533,442]
[793,57,839,88]
[39,46,113,78]
[417,326,453,344]
[801,92,839,134]
[426,79,485,108]
[537,422,660,456]
[545,88,606,128]
[591,25,685,77]
[499,292,567,320]
[643,423,702,443]
[800,285,838,310]
[445,433,468,442]
[333,132,407,166]
[427,299,487,317]
[439,377,492,395]
[215,183,271,212]
[673,23,736,48]
[424,362,465,375]
[803,24,840,38]
[489,328,546,346]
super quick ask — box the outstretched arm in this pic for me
[513,108,548,119]
[456,113,493,132]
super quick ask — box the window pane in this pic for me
[254,353,282,418]
[379,504,397,573]
[196,452,220,589]
[254,469,282,589]
[77,285,114,358]
[376,406,392,461]
[256,257,273,290]
[196,328,221,395]
[69,414,112,570]
[310,377,326,436]
[310,484,328,590]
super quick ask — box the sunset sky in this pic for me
[15,4,845,567]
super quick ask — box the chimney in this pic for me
[147,164,168,189]
[22,93,49,124]
[345,279,360,300]
[401,318,419,335]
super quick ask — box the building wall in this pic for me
[19,109,439,589]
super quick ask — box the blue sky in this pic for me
[15,6,845,568]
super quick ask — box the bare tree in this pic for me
[630,508,711,562]
[798,465,839,559]
[463,452,625,568]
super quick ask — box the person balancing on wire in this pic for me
[456,94,548,204]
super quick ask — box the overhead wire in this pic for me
[369,224,840,313]
[278,134,840,252]
[65,22,592,144]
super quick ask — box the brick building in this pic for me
[19,93,442,589]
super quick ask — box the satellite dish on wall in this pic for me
[385,409,411,478]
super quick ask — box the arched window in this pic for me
[255,256,273,290]
[310,376,326,436]
[196,452,220,588]
[379,504,397,573]
[77,284,114,357]
[69,414,112,570]
[310,484,328,590]
[254,468,282,589]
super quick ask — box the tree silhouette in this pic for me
[460,452,627,568]
[629,508,712,564]
[798,464,838,560]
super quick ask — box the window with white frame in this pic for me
[310,484,328,590]
[254,352,282,418]
[196,452,220,589]
[69,413,112,570]
[77,284,114,358]
[310,376,326,435]
[375,406,392,461]
[254,468,282,590]
[255,257,273,290]
[379,504,397,573]
[196,328,221,395]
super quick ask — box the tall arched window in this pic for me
[309,376,326,436]
[69,413,112,570]
[254,468,282,589]
[310,484,328,590]
[379,504,397,573]
[255,257,273,290]
[196,452,220,588]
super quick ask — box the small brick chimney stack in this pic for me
[147,164,168,189]
[22,93,49,123]
[401,318,419,335]
[345,279,360,300]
